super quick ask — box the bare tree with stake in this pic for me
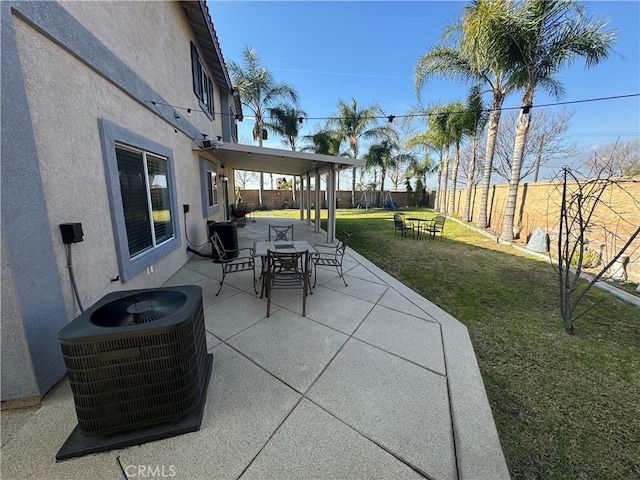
[554,164,639,335]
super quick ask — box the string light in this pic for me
[149,92,639,123]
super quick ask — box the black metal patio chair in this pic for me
[423,215,446,241]
[265,249,310,317]
[312,230,351,288]
[269,224,294,241]
[393,213,413,239]
[211,232,257,295]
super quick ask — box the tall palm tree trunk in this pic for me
[440,148,450,212]
[434,149,443,210]
[257,129,265,206]
[448,142,460,215]
[463,137,478,222]
[477,93,504,228]
[500,106,531,241]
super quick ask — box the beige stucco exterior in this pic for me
[1,0,235,403]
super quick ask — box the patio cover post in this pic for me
[326,164,336,243]
[314,171,321,233]
[305,174,311,225]
[299,175,304,221]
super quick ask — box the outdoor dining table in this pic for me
[407,217,434,240]
[252,240,318,257]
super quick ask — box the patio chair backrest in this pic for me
[265,248,310,317]
[337,230,351,257]
[393,213,411,238]
[269,224,294,241]
[267,250,309,287]
[211,232,229,261]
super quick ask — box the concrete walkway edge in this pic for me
[348,248,511,479]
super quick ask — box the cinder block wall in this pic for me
[237,190,430,210]
[450,179,640,283]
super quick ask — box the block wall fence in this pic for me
[236,190,428,211]
[238,179,639,283]
[448,179,639,283]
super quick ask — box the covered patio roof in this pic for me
[212,142,364,177]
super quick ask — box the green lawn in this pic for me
[254,207,640,479]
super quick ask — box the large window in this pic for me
[191,42,214,117]
[116,145,174,257]
[99,119,181,282]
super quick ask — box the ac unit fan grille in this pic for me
[91,290,187,327]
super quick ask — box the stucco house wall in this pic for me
[1,1,237,404]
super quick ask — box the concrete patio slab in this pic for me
[163,267,209,287]
[324,273,388,304]
[204,291,268,340]
[206,330,222,351]
[1,380,124,480]
[354,304,446,375]
[193,276,242,308]
[117,344,301,480]
[378,287,433,320]
[240,399,425,480]
[289,285,375,335]
[307,338,456,480]
[1,405,37,447]
[183,256,222,280]
[342,263,388,285]
[227,309,348,393]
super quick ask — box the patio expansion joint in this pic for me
[300,397,435,480]
[115,454,129,479]
[233,396,306,480]
[349,336,447,379]
[439,324,461,480]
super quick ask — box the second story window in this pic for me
[191,42,214,117]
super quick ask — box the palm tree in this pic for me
[498,0,616,241]
[362,140,399,195]
[404,154,436,207]
[300,128,343,156]
[462,85,488,222]
[266,104,307,201]
[406,120,447,211]
[266,104,307,152]
[414,0,517,228]
[228,47,299,206]
[329,99,390,205]
[429,104,457,213]
[443,101,470,215]
[300,128,346,192]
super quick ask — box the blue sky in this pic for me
[210,1,639,184]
